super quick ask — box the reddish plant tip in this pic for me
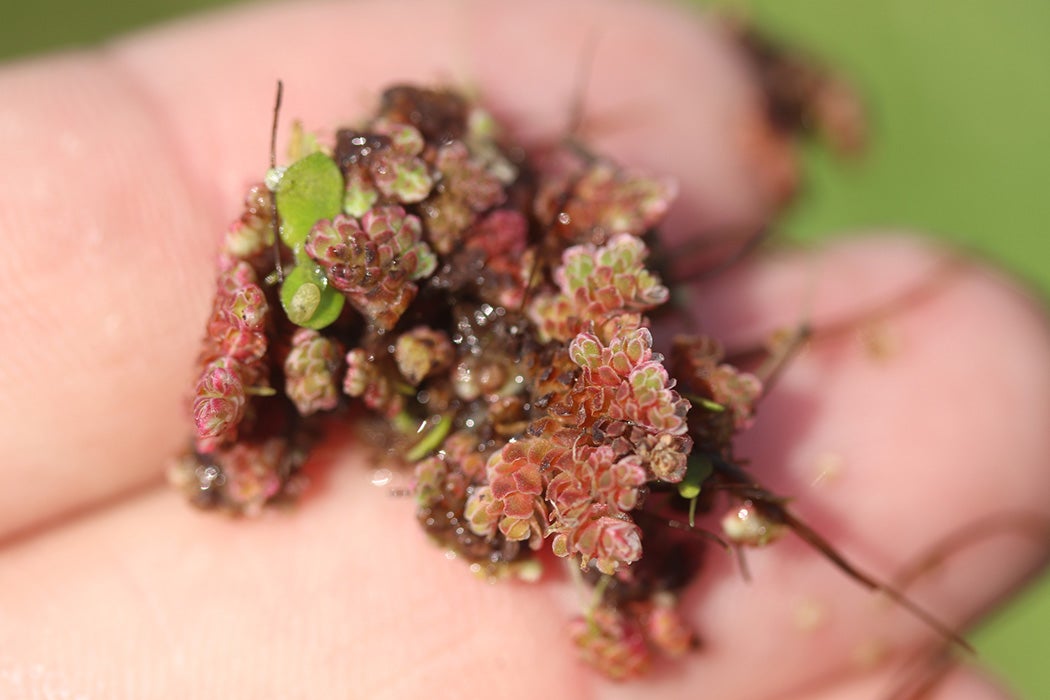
[192,357,246,448]
[569,606,651,681]
[173,50,881,678]
[305,206,436,331]
[284,328,345,416]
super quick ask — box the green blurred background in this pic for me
[725,3,1050,697]
[2,0,1047,695]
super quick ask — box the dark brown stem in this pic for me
[734,544,753,583]
[269,80,285,283]
[880,644,955,700]
[713,458,973,653]
[775,505,973,653]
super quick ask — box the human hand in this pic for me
[1,1,1048,698]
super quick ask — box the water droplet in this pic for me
[289,282,321,323]
[370,468,392,487]
[264,166,285,191]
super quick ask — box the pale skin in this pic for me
[1,0,1048,698]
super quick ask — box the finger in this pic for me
[0,0,787,539]
[601,234,1050,698]
[0,454,595,699]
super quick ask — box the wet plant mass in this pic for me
[172,65,880,678]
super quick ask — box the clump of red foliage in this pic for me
[173,28,871,677]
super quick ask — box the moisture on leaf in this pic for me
[279,263,345,329]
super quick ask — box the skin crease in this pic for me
[0,0,1047,697]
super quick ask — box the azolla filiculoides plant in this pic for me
[171,49,964,678]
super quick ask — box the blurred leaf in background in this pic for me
[2,0,1047,696]
[0,0,243,60]
[723,0,1050,303]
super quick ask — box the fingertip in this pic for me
[465,0,788,232]
[110,0,786,234]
